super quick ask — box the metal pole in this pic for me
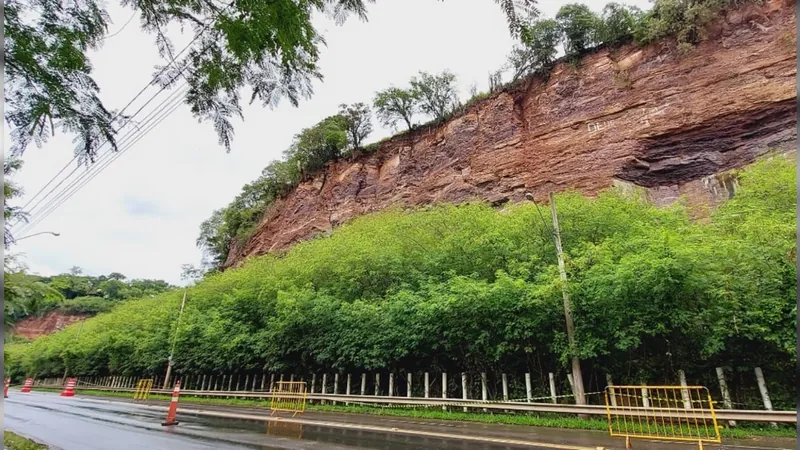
[163,289,187,389]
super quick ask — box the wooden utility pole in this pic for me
[548,192,586,406]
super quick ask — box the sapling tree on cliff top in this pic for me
[410,70,460,122]
[373,87,418,131]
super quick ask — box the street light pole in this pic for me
[15,231,60,241]
[163,288,187,389]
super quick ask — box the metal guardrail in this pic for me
[31,383,795,424]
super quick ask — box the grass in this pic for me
[4,431,48,450]
[30,387,796,440]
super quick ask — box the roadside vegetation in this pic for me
[7,157,796,410]
[196,0,762,269]
[4,431,48,450]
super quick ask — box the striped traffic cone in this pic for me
[60,378,77,397]
[4,378,10,398]
[161,380,181,426]
[20,378,33,393]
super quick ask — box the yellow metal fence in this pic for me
[269,381,308,417]
[133,378,154,401]
[604,385,721,449]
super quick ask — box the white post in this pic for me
[322,374,327,395]
[424,372,430,398]
[678,370,691,409]
[525,373,532,403]
[461,372,469,412]
[716,367,736,427]
[642,388,650,408]
[244,374,250,391]
[310,374,316,394]
[501,373,509,401]
[290,374,295,383]
[361,373,366,396]
[442,372,448,411]
[261,373,266,390]
[480,372,488,412]
[333,373,339,395]
[346,373,351,406]
[407,372,412,398]
[549,372,557,404]
[606,374,617,407]
[269,373,275,392]
[754,367,777,428]
[201,374,207,391]
[388,373,394,397]
[375,373,380,396]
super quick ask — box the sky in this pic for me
[5,0,653,286]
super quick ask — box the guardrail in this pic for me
[30,383,796,424]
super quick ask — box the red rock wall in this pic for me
[226,0,796,267]
[13,312,87,340]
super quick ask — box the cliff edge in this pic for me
[226,0,796,268]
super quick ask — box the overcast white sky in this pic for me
[4,0,652,285]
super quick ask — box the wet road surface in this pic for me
[3,391,796,450]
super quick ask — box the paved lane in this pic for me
[3,392,568,449]
[3,391,796,450]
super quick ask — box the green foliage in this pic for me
[508,19,561,80]
[556,4,603,58]
[4,156,28,247]
[373,87,417,131]
[338,103,373,150]
[4,431,47,450]
[3,267,173,328]
[9,158,796,409]
[598,3,643,45]
[409,70,459,122]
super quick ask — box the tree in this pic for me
[409,71,459,122]
[507,18,561,80]
[69,266,84,276]
[4,155,28,248]
[373,87,418,131]
[556,4,603,58]
[4,0,536,162]
[180,264,205,285]
[599,3,640,45]
[338,103,373,150]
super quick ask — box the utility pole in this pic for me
[548,191,586,406]
[163,289,187,389]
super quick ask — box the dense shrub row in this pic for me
[7,157,796,408]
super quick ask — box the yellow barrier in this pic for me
[133,378,154,401]
[605,385,721,449]
[269,381,308,417]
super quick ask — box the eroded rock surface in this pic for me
[226,0,796,267]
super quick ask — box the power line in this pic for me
[15,84,190,235]
[102,11,137,40]
[14,7,224,223]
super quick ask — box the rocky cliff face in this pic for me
[226,0,796,267]
[13,312,87,340]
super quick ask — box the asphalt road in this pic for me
[3,391,796,450]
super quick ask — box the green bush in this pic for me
[57,296,114,315]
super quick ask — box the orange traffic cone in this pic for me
[4,378,10,398]
[60,378,77,397]
[161,380,181,426]
[20,378,33,393]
